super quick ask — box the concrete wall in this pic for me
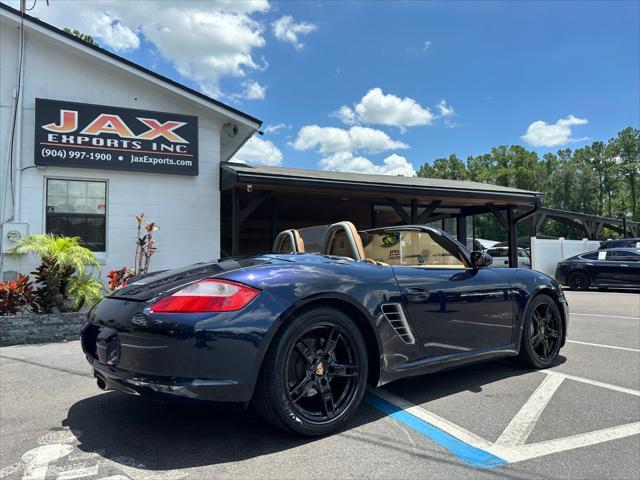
[1,14,223,280]
[531,237,600,276]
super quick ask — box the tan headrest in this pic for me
[272,229,305,253]
[321,221,364,261]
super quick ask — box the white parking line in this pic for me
[546,371,640,397]
[567,339,640,352]
[369,368,640,468]
[571,313,639,320]
[514,422,640,462]
[496,374,565,446]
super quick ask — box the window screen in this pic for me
[46,179,106,251]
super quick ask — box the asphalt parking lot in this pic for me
[1,290,638,480]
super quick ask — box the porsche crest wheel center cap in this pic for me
[315,362,325,376]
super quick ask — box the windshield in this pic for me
[360,229,468,268]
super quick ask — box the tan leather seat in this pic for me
[321,221,365,261]
[272,229,305,253]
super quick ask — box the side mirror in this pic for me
[471,251,493,268]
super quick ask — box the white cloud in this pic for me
[423,40,432,51]
[91,13,139,50]
[292,125,409,154]
[264,123,291,134]
[436,99,454,118]
[521,115,589,147]
[23,0,271,97]
[271,15,317,50]
[232,136,283,166]
[242,80,267,100]
[335,88,435,129]
[319,152,416,177]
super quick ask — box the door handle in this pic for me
[404,287,430,302]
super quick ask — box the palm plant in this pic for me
[10,234,102,312]
[67,275,104,311]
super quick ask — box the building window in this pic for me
[46,179,107,251]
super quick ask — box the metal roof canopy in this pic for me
[220,163,543,266]
[221,163,543,205]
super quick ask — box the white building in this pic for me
[0,4,261,280]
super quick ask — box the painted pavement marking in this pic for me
[566,339,640,352]
[496,373,565,446]
[367,369,640,469]
[571,313,639,320]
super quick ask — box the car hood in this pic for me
[107,257,276,301]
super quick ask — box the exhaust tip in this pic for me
[96,377,107,391]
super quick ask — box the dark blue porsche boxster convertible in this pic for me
[81,222,568,435]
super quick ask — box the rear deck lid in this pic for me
[108,257,273,301]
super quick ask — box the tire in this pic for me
[567,271,590,290]
[517,294,564,369]
[253,307,368,436]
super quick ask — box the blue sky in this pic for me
[16,0,640,175]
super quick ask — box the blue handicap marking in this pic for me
[364,392,508,469]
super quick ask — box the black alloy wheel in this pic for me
[518,294,564,368]
[567,271,590,290]
[253,307,368,436]
[286,323,360,423]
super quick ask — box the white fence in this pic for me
[530,237,600,277]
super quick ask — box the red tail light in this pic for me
[149,279,259,313]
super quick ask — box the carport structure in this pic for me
[220,162,543,266]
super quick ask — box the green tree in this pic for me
[609,127,640,217]
[418,154,467,180]
[63,28,98,46]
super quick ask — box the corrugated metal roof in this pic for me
[221,162,542,199]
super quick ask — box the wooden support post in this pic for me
[270,197,278,245]
[371,204,377,229]
[507,206,517,268]
[411,199,418,224]
[231,187,240,256]
[456,214,467,245]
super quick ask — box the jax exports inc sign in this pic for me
[34,99,198,175]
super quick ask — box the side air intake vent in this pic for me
[381,303,415,344]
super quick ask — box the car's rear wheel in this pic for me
[253,307,368,436]
[567,271,590,290]
[518,294,563,369]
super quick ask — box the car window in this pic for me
[611,250,640,262]
[361,230,467,268]
[487,248,508,257]
[581,252,599,260]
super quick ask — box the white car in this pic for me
[486,247,531,268]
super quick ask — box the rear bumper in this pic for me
[90,360,247,402]
[81,292,290,403]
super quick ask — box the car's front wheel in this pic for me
[518,294,564,368]
[253,307,368,436]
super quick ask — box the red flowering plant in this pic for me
[0,274,35,315]
[106,267,132,292]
